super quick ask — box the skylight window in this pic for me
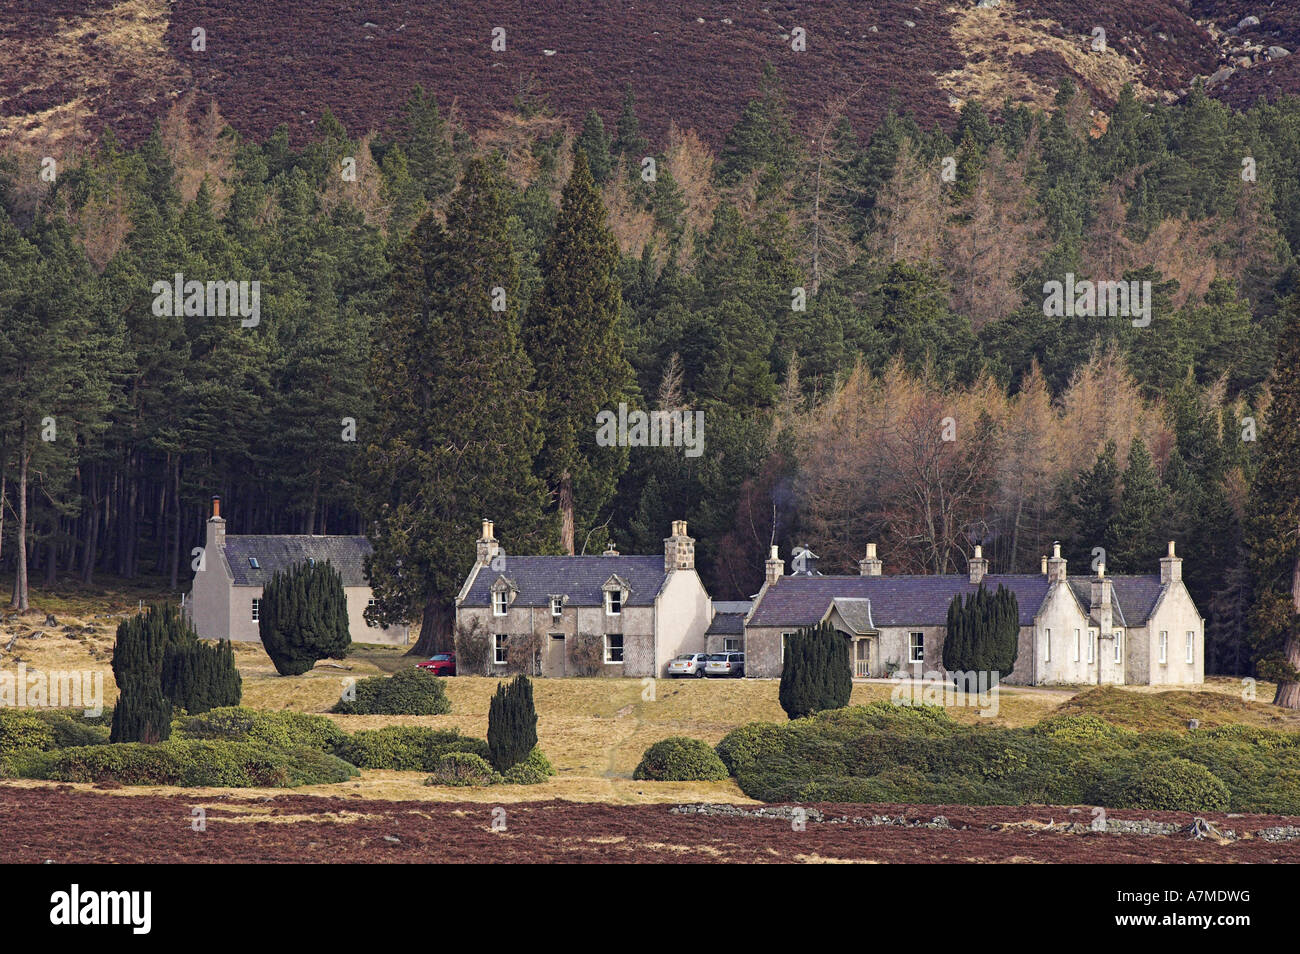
[248,557,260,569]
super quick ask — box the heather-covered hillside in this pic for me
[4,0,1299,153]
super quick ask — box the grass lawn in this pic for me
[4,577,1298,803]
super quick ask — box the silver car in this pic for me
[668,652,711,678]
[705,652,745,678]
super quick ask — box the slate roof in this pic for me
[748,574,1053,628]
[222,535,373,587]
[749,572,1170,630]
[706,600,752,636]
[1067,575,1166,627]
[830,597,876,634]
[461,555,669,608]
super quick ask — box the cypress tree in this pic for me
[522,150,634,553]
[1245,294,1300,708]
[487,674,538,771]
[110,604,240,740]
[259,560,351,676]
[358,157,552,655]
[943,585,1019,680]
[779,621,851,719]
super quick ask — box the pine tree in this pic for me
[487,674,538,771]
[613,85,649,161]
[358,158,552,655]
[259,560,351,676]
[1245,294,1300,707]
[1108,437,1166,573]
[575,111,613,183]
[399,86,459,201]
[522,151,634,553]
[1066,440,1120,570]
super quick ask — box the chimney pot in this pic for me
[1052,541,1061,559]
[211,496,221,520]
[1041,555,1048,575]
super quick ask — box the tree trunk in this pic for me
[408,593,454,657]
[1274,537,1300,708]
[82,474,100,585]
[169,459,182,590]
[11,440,29,610]
[559,470,575,555]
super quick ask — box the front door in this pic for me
[855,638,871,678]
[543,632,566,677]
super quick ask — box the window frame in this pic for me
[604,633,624,664]
[550,596,563,618]
[492,590,509,616]
[1186,631,1195,665]
[1114,630,1122,663]
[251,598,261,622]
[604,589,623,617]
[1159,631,1168,664]
[1044,628,1051,663]
[909,632,924,664]
[494,633,509,665]
[1087,628,1096,664]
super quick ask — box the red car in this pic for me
[417,653,456,676]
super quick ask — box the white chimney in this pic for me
[1160,540,1182,585]
[858,543,882,576]
[765,545,785,585]
[1046,541,1068,583]
[477,519,500,566]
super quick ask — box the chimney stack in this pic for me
[969,544,989,584]
[1046,541,1068,583]
[765,545,785,585]
[477,519,500,567]
[1159,540,1182,585]
[206,495,226,552]
[858,543,883,576]
[1090,560,1113,631]
[664,520,694,572]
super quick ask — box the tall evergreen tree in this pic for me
[575,111,613,183]
[778,621,851,719]
[259,560,351,676]
[1108,437,1167,573]
[487,674,538,771]
[358,158,551,654]
[1245,295,1300,708]
[1065,440,1120,570]
[522,150,634,553]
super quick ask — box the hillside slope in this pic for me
[3,1,1298,152]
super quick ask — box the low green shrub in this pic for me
[634,736,729,781]
[174,707,346,751]
[331,668,451,715]
[31,709,112,748]
[0,710,56,758]
[424,751,500,787]
[332,726,488,770]
[16,739,358,787]
[502,748,556,785]
[1115,758,1231,812]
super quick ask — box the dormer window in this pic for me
[551,597,563,618]
[493,591,509,616]
[605,589,622,616]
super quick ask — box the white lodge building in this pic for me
[186,497,408,646]
[741,541,1203,686]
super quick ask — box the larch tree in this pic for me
[358,158,551,654]
[1245,294,1300,708]
[522,150,634,554]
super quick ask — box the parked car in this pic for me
[668,652,711,678]
[416,652,456,676]
[705,652,745,678]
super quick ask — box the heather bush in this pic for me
[331,667,451,715]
